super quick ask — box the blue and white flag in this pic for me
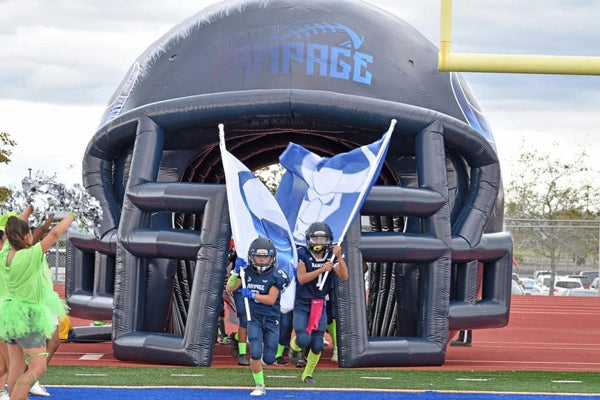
[276,119,397,246]
[219,125,297,313]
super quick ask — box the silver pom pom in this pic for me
[0,171,102,233]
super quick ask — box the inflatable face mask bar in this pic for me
[66,0,512,366]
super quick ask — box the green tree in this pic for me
[505,144,600,294]
[0,131,17,201]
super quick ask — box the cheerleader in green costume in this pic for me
[0,206,33,400]
[0,225,10,400]
[0,213,73,400]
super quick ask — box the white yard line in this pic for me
[78,353,104,360]
[451,359,600,366]
[361,376,392,380]
[456,378,489,381]
[75,373,108,377]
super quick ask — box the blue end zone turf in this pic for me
[43,387,600,399]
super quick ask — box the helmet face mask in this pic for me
[248,237,277,274]
[308,235,329,245]
[251,252,274,272]
[305,222,333,254]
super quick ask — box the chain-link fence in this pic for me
[506,218,600,278]
[48,219,599,284]
[46,234,67,283]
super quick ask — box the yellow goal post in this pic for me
[438,0,600,75]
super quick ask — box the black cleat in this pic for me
[288,349,306,367]
[302,376,316,384]
[274,356,289,366]
[238,354,250,366]
[229,333,239,358]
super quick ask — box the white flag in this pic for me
[276,119,396,290]
[219,124,297,313]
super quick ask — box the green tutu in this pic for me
[0,290,67,341]
[42,284,69,318]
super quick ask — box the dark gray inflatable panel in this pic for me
[67,0,512,366]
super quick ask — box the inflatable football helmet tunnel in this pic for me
[66,0,513,367]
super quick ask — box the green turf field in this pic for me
[44,366,600,394]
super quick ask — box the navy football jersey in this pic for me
[295,246,338,300]
[244,266,288,318]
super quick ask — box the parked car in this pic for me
[533,270,552,279]
[511,279,525,295]
[531,275,552,295]
[552,277,586,296]
[580,270,599,284]
[530,275,596,296]
[591,277,599,290]
[554,277,597,297]
[512,272,523,286]
[520,277,535,294]
[569,274,592,289]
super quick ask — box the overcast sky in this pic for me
[1,0,599,189]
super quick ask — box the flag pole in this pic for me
[219,123,252,322]
[318,119,397,290]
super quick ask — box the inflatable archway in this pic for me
[66,0,512,367]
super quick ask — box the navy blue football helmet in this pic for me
[305,222,333,254]
[248,237,277,274]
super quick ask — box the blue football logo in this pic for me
[271,20,364,49]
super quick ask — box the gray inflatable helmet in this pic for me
[87,0,500,236]
[74,0,510,369]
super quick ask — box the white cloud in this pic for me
[0,2,202,104]
[486,105,600,188]
[0,99,103,187]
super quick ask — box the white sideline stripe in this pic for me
[552,380,582,383]
[361,376,392,380]
[511,311,600,316]
[75,373,108,377]
[472,344,600,351]
[42,385,600,396]
[267,375,297,379]
[456,378,489,381]
[474,341,600,347]
[78,353,104,360]
[171,374,204,377]
[452,359,600,366]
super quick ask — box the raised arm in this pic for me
[41,214,74,253]
[20,205,34,221]
[32,214,54,244]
